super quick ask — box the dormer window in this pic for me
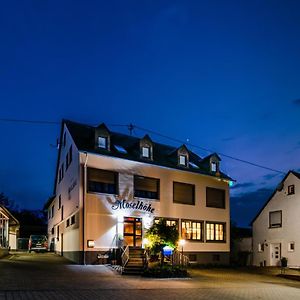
[179,155,187,166]
[98,136,107,149]
[140,134,153,160]
[142,146,150,158]
[211,161,217,172]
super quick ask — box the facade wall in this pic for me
[47,124,81,259]
[253,173,300,267]
[81,152,230,264]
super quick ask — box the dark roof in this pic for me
[65,120,233,181]
[250,170,300,225]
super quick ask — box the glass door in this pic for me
[123,217,142,247]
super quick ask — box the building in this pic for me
[252,170,300,267]
[0,205,19,257]
[45,120,233,265]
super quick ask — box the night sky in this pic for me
[1,1,300,227]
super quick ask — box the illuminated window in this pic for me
[155,218,178,229]
[269,210,282,228]
[134,176,159,199]
[211,162,217,172]
[87,168,118,194]
[142,146,150,158]
[173,182,195,205]
[181,220,203,241]
[179,155,187,166]
[288,185,295,195]
[206,222,225,242]
[98,136,107,149]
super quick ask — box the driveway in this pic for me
[0,252,300,299]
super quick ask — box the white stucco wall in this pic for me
[253,172,300,267]
[81,152,230,254]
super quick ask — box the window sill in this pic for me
[87,191,118,196]
[134,196,160,202]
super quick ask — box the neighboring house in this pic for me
[252,170,300,267]
[45,120,233,265]
[0,205,20,257]
[231,227,252,266]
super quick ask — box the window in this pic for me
[206,222,225,242]
[57,226,60,241]
[71,215,75,225]
[179,155,187,166]
[154,218,178,229]
[58,195,61,210]
[173,182,195,205]
[66,145,73,170]
[142,147,150,158]
[269,210,282,228]
[51,227,54,234]
[211,162,217,172]
[59,164,64,182]
[98,136,107,149]
[51,205,54,218]
[212,254,220,262]
[63,132,66,147]
[87,168,118,194]
[134,176,159,199]
[181,220,203,241]
[206,187,225,209]
[288,242,295,252]
[66,219,70,227]
[288,185,295,195]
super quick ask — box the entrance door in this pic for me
[123,217,142,247]
[270,243,281,266]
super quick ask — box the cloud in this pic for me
[292,99,300,105]
[263,173,280,180]
[230,182,255,190]
[231,187,274,227]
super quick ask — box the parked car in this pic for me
[28,235,48,253]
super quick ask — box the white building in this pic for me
[0,205,19,257]
[252,170,300,267]
[45,120,233,265]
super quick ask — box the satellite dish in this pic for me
[277,182,284,191]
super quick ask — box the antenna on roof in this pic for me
[128,123,134,136]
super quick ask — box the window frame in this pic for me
[269,210,282,228]
[97,136,108,149]
[205,222,226,243]
[181,219,204,241]
[206,187,226,209]
[141,146,150,158]
[87,168,119,195]
[154,217,179,230]
[288,242,295,252]
[173,181,195,205]
[288,185,295,195]
[134,175,160,200]
[179,155,187,167]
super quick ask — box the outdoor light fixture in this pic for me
[87,240,95,248]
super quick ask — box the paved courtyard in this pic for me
[0,252,300,299]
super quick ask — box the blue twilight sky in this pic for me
[0,0,300,227]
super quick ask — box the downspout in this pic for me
[83,152,88,265]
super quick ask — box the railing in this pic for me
[143,249,150,269]
[171,250,189,267]
[121,241,129,268]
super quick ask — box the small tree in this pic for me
[145,218,179,266]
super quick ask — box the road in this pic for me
[0,252,300,299]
